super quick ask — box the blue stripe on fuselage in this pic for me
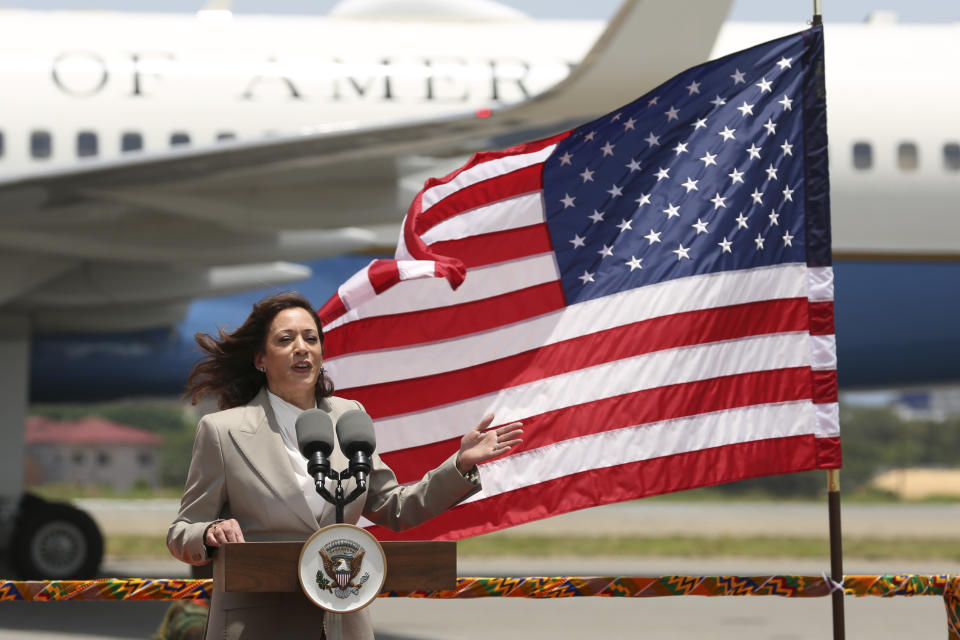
[28,257,960,402]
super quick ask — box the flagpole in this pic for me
[813,0,822,26]
[828,468,845,639]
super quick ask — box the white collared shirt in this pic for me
[266,389,329,521]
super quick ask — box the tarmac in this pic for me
[1,499,957,639]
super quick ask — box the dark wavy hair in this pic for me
[185,291,335,409]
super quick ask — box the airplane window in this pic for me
[30,130,52,159]
[897,142,918,171]
[216,132,236,142]
[944,143,960,171]
[852,142,872,170]
[121,132,143,152]
[77,131,98,157]
[170,132,190,146]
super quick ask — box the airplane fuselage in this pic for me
[2,12,958,260]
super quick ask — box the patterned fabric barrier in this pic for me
[3,575,958,639]
[1,575,956,601]
[946,579,960,640]
[0,579,211,602]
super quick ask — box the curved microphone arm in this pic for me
[314,467,367,524]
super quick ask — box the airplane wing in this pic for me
[0,0,732,332]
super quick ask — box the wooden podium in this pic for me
[213,540,457,594]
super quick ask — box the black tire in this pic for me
[11,495,104,579]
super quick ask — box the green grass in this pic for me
[107,535,173,558]
[459,534,960,560]
[104,533,960,561]
[28,484,184,502]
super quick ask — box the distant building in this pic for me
[25,416,163,491]
[871,468,960,500]
[894,387,960,421]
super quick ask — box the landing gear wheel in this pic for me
[11,494,104,579]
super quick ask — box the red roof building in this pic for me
[25,416,164,491]
[26,416,163,446]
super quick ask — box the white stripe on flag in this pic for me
[373,332,813,452]
[465,400,816,502]
[420,193,546,245]
[815,402,841,437]
[420,144,557,212]
[327,263,810,387]
[810,334,837,370]
[396,260,439,280]
[336,262,376,313]
[807,266,834,302]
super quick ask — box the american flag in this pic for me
[318,27,839,540]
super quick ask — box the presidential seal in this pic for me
[298,523,386,613]
[318,538,369,598]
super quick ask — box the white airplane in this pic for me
[0,0,958,579]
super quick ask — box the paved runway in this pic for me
[1,500,956,639]
[75,497,960,539]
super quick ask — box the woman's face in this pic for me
[254,306,323,408]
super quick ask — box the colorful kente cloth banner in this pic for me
[385,574,957,599]
[1,575,956,601]
[5,575,957,639]
[0,578,211,602]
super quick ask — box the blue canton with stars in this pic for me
[544,29,820,305]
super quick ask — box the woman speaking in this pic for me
[167,292,521,639]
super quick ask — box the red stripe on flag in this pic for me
[343,297,811,418]
[808,301,835,335]
[811,369,838,404]
[426,225,554,269]
[415,165,543,235]
[399,132,568,268]
[323,281,566,358]
[368,434,822,540]
[816,436,842,469]
[317,293,347,328]
[379,366,814,483]
[367,260,401,294]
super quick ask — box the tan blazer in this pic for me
[167,387,478,640]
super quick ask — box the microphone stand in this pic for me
[313,468,367,524]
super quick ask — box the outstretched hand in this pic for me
[456,413,523,474]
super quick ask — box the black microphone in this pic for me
[295,409,335,485]
[335,409,376,490]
